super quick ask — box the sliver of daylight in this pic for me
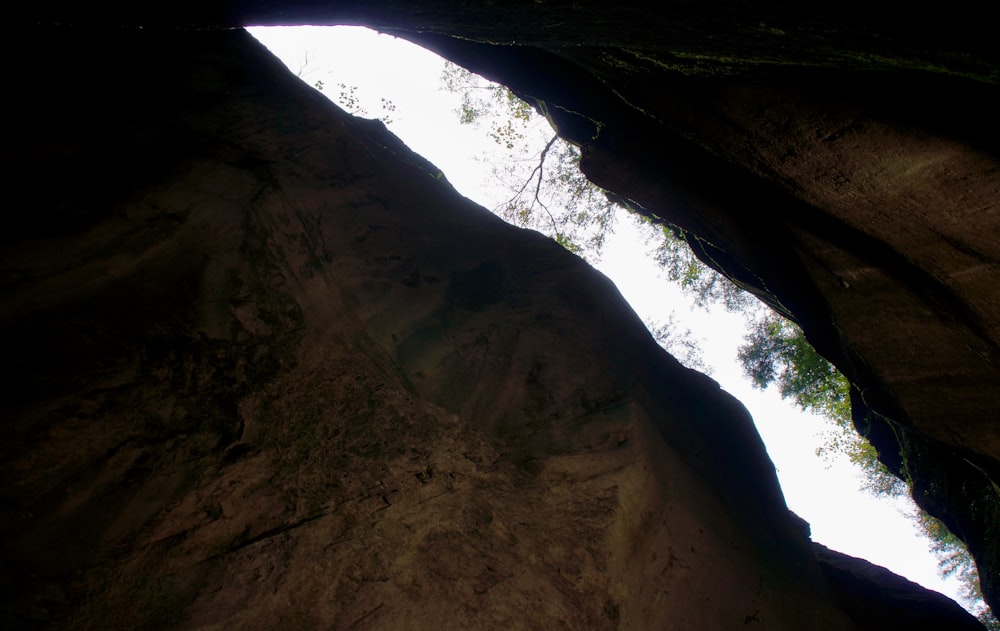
[247,24,974,613]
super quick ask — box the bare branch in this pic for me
[499,135,560,235]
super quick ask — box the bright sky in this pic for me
[247,25,968,607]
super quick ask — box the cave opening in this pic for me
[245,24,980,614]
[5,12,997,626]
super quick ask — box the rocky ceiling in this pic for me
[4,1,999,628]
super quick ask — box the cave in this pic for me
[3,2,998,629]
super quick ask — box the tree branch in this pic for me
[502,134,560,236]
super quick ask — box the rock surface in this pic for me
[3,5,998,629]
[219,2,1000,612]
[0,27,851,630]
[814,543,986,631]
[352,23,1000,612]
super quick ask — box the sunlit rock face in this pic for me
[1,8,995,631]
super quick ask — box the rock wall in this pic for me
[2,8,995,630]
[254,2,1000,612]
[0,26,853,629]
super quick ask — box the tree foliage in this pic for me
[441,61,617,259]
[325,82,397,124]
[919,511,1000,628]
[739,316,850,420]
[442,61,535,148]
[296,52,397,123]
[737,314,910,500]
[650,223,760,312]
[646,313,713,374]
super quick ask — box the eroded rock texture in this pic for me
[0,27,861,630]
[216,0,1000,613]
[387,29,1000,616]
[3,2,998,629]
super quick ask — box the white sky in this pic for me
[247,25,967,606]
